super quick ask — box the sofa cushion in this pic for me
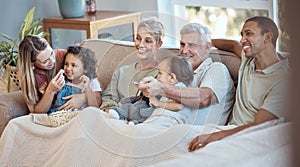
[209,48,241,86]
[0,91,29,136]
[81,39,241,90]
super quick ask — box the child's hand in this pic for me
[149,97,159,107]
[80,75,90,89]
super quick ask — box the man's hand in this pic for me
[188,131,224,152]
[136,76,163,97]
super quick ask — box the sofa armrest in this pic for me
[0,91,29,136]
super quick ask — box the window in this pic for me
[157,0,288,51]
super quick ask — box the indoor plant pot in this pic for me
[58,0,86,18]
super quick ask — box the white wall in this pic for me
[0,0,60,42]
[0,0,160,48]
[97,0,158,13]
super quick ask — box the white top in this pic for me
[70,78,102,109]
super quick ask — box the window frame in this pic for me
[157,0,279,48]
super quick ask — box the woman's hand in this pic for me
[46,69,65,94]
[58,93,87,111]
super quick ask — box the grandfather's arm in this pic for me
[160,84,217,109]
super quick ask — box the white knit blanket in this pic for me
[0,107,291,166]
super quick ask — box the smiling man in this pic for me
[188,16,289,151]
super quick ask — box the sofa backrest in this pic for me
[81,39,241,91]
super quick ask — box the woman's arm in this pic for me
[29,69,65,113]
[100,70,121,110]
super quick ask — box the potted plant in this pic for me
[58,0,86,18]
[0,6,47,93]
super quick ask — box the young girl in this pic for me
[18,35,86,114]
[48,46,102,114]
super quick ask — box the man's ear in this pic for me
[264,32,273,44]
[206,42,212,50]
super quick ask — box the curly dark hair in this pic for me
[65,46,97,79]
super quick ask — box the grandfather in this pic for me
[137,23,235,125]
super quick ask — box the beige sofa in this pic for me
[0,39,241,136]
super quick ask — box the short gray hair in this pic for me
[137,17,165,44]
[180,23,211,44]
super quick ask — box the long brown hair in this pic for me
[18,35,56,108]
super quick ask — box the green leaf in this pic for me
[0,32,14,43]
[17,23,26,42]
[37,31,48,38]
[17,6,35,41]
[26,20,40,35]
[23,7,35,32]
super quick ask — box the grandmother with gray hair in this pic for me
[137,23,235,125]
[100,17,165,114]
